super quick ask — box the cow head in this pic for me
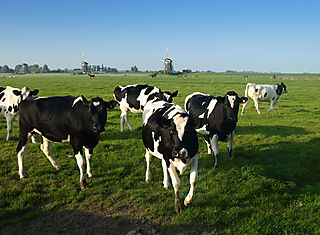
[163,90,178,103]
[276,82,288,95]
[82,96,117,133]
[224,91,248,122]
[13,87,39,100]
[159,113,198,161]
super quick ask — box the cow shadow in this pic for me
[0,208,217,235]
[236,125,309,137]
[198,137,320,190]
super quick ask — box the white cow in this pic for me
[0,86,39,141]
[241,82,287,115]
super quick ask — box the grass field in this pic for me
[0,73,320,234]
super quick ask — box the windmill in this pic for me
[79,52,88,74]
[160,48,174,74]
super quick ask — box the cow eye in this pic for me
[170,130,174,135]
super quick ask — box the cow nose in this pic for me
[174,148,187,158]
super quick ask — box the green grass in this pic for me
[0,73,320,234]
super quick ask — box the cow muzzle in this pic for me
[93,125,105,133]
[174,148,188,159]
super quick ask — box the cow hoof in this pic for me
[175,202,182,214]
[184,199,191,207]
[164,186,169,190]
[20,175,27,179]
[55,166,62,171]
[80,179,88,190]
[214,164,218,168]
[145,179,151,184]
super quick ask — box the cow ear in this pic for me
[13,90,21,96]
[159,116,171,129]
[81,95,89,105]
[106,100,118,109]
[171,90,178,97]
[240,97,248,103]
[31,89,39,96]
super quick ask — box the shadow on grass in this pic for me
[0,208,216,235]
[236,125,309,137]
[199,137,320,189]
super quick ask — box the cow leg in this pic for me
[16,130,29,179]
[29,134,37,144]
[75,151,87,189]
[84,147,94,178]
[253,99,261,114]
[241,99,249,115]
[210,134,219,168]
[40,137,61,171]
[161,158,170,189]
[168,164,181,213]
[120,109,134,132]
[5,114,14,141]
[204,134,212,154]
[184,154,198,207]
[227,132,234,159]
[145,149,152,183]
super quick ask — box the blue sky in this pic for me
[1,0,319,73]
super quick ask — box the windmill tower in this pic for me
[80,52,88,74]
[160,48,174,74]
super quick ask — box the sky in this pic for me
[1,0,319,73]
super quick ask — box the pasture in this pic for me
[1,73,320,234]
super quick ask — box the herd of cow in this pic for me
[0,82,287,213]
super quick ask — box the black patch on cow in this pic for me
[255,88,258,92]
[13,105,18,113]
[13,90,21,96]
[2,98,5,102]
[0,87,5,93]
[0,93,4,101]
[0,108,2,112]
[144,86,154,95]
[272,97,275,100]
[8,106,12,112]
[264,92,268,98]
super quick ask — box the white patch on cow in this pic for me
[170,156,194,175]
[172,114,188,141]
[32,128,42,135]
[93,101,100,106]
[147,132,163,159]
[198,112,205,118]
[196,125,209,135]
[227,95,237,108]
[143,99,167,125]
[163,92,170,101]
[72,97,83,107]
[206,99,218,119]
[137,87,159,108]
[62,135,71,143]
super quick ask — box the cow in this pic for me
[113,84,178,132]
[88,73,95,78]
[0,86,39,141]
[185,91,247,168]
[16,95,117,189]
[241,82,288,115]
[142,98,199,213]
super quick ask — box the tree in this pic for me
[42,64,50,73]
[15,65,22,74]
[29,64,40,73]
[1,65,10,73]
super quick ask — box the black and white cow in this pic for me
[0,86,39,141]
[241,82,288,115]
[142,98,198,213]
[16,95,117,189]
[185,91,247,168]
[113,84,178,132]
